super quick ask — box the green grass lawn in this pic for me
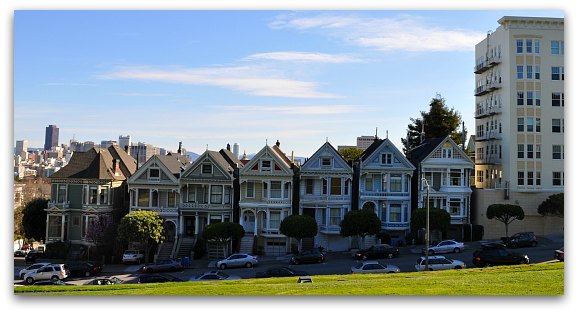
[14,262,563,296]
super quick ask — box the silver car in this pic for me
[18,262,51,279]
[216,253,258,269]
[140,259,183,273]
[24,264,70,284]
[415,255,466,271]
[351,261,400,274]
[423,240,465,255]
[190,271,241,281]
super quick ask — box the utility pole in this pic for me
[421,178,430,271]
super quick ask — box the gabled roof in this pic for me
[407,137,447,166]
[128,154,189,184]
[301,141,352,172]
[359,137,384,162]
[157,154,191,176]
[181,148,241,179]
[271,144,293,168]
[50,145,136,180]
[239,144,293,175]
[358,137,415,170]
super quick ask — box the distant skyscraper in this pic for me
[44,125,59,151]
[233,143,240,159]
[15,140,28,159]
[357,135,378,151]
[119,135,131,151]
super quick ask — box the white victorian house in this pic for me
[407,136,474,240]
[238,141,296,256]
[356,137,415,247]
[127,154,190,259]
[300,141,353,252]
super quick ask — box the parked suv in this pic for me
[501,232,538,248]
[473,243,530,267]
[122,250,144,264]
[290,250,325,265]
[355,244,399,260]
[414,255,466,271]
[23,264,70,285]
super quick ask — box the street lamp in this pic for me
[421,178,430,271]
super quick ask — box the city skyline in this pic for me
[13,10,564,157]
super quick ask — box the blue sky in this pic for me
[13,9,564,158]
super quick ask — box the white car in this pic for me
[423,240,465,255]
[190,271,241,281]
[415,255,466,271]
[18,262,51,280]
[351,261,400,274]
[216,253,258,269]
[24,264,70,285]
[122,250,144,264]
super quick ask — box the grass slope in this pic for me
[14,262,564,296]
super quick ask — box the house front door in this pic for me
[242,211,255,234]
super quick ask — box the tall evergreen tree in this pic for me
[402,94,465,154]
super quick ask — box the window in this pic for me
[517,65,524,79]
[246,182,255,198]
[381,153,392,165]
[187,185,196,202]
[536,118,541,132]
[149,168,160,180]
[526,91,533,105]
[536,145,541,159]
[449,199,461,216]
[518,172,524,186]
[517,144,524,158]
[552,119,561,133]
[305,179,313,195]
[552,92,562,106]
[345,179,350,195]
[552,67,561,80]
[201,164,212,174]
[536,172,541,185]
[527,144,534,159]
[224,187,231,204]
[535,40,540,54]
[450,169,461,186]
[89,186,98,204]
[48,215,63,238]
[517,92,524,106]
[167,191,175,207]
[551,40,564,55]
[269,212,281,229]
[553,172,562,186]
[321,158,332,168]
[138,189,148,206]
[552,145,562,159]
[151,190,158,207]
[390,174,402,192]
[517,118,524,132]
[442,148,452,159]
[99,186,108,204]
[385,204,400,222]
[261,160,271,172]
[527,172,534,186]
[382,175,388,192]
[526,39,532,53]
[535,91,541,106]
[365,175,373,192]
[330,177,342,195]
[535,65,540,80]
[526,65,533,79]
[329,208,341,225]
[270,181,282,198]
[517,39,523,53]
[322,178,328,195]
[526,117,534,132]
[284,182,290,199]
[57,185,66,203]
[477,170,484,183]
[210,185,223,204]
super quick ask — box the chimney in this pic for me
[227,143,231,151]
[275,140,280,147]
[124,145,129,154]
[178,141,182,155]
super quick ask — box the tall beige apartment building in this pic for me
[473,16,564,237]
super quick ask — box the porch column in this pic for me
[60,214,65,241]
[253,210,257,234]
[194,214,200,235]
[45,214,50,242]
[179,214,184,235]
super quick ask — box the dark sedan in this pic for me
[67,262,103,277]
[473,244,530,267]
[255,266,309,278]
[355,244,399,260]
[25,251,45,264]
[290,250,325,265]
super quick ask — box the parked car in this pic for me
[415,255,466,271]
[423,240,465,255]
[18,262,51,280]
[501,232,538,248]
[354,244,399,260]
[554,247,564,262]
[255,266,309,278]
[67,261,103,277]
[472,243,530,267]
[137,274,182,284]
[14,249,28,257]
[23,264,70,285]
[216,253,258,269]
[290,250,325,265]
[122,250,144,264]
[33,279,73,286]
[140,259,184,273]
[190,271,241,281]
[25,251,45,264]
[351,261,400,274]
[85,276,124,285]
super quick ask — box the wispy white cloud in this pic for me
[99,65,337,99]
[113,92,169,97]
[244,51,364,63]
[211,104,356,115]
[44,82,97,87]
[271,13,485,53]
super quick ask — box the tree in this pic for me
[339,147,363,163]
[402,94,465,154]
[22,198,48,242]
[202,222,245,257]
[117,210,165,264]
[537,193,564,218]
[85,215,115,262]
[340,209,381,249]
[411,208,451,242]
[280,215,318,253]
[486,204,525,237]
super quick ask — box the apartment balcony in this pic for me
[474,80,502,97]
[361,191,410,199]
[488,55,502,66]
[475,106,501,119]
[474,132,500,142]
[474,56,501,74]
